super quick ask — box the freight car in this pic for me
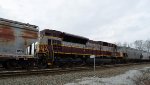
[0,18,38,69]
[142,51,150,62]
[117,46,150,62]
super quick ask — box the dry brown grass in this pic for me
[143,80,150,85]
[132,68,150,85]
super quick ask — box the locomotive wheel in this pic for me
[21,61,34,69]
[38,58,48,69]
[21,62,29,69]
[3,60,17,70]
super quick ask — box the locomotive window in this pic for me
[103,42,108,46]
[44,30,62,37]
[48,39,61,45]
[48,39,52,45]
[52,40,61,45]
[44,30,53,36]
[63,35,88,44]
[62,32,89,44]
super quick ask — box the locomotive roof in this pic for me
[40,29,89,44]
[40,29,89,40]
[40,29,117,46]
[62,32,89,41]
[41,29,61,33]
[41,29,117,47]
[101,41,117,47]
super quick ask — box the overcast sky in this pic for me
[0,0,150,43]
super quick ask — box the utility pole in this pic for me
[90,55,96,77]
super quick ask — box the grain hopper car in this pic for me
[0,18,38,69]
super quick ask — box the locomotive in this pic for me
[0,18,149,69]
[37,29,125,68]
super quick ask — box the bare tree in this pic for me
[115,42,129,47]
[144,40,150,52]
[123,42,128,47]
[134,40,144,51]
[115,42,122,47]
[128,43,133,48]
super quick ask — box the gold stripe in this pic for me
[44,44,114,52]
[54,52,115,57]
[38,44,119,56]
[54,52,91,55]
[52,44,115,52]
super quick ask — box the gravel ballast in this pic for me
[0,64,150,85]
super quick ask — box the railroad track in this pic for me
[0,63,149,78]
[0,67,90,78]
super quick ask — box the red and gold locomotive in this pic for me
[36,29,125,68]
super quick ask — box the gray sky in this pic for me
[0,0,150,43]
